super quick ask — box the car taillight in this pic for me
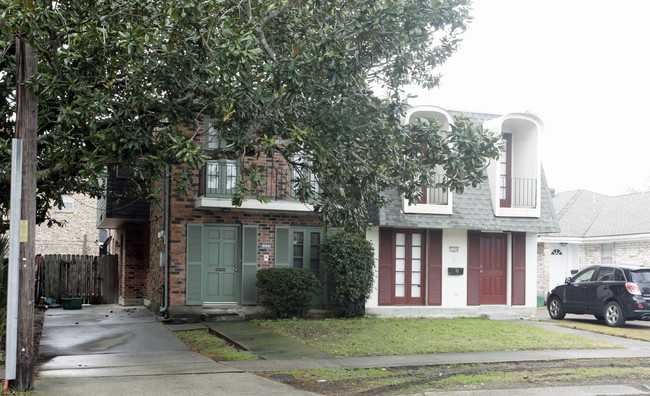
[626,282,642,295]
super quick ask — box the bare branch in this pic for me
[255,0,299,61]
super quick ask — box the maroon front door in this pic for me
[378,229,426,305]
[479,233,507,305]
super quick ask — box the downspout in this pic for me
[159,167,170,317]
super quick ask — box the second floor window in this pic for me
[55,194,74,212]
[499,133,512,207]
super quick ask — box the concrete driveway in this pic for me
[35,305,317,395]
[536,306,650,329]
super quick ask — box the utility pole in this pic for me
[14,36,37,391]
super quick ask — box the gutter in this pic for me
[159,167,170,317]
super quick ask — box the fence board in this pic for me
[38,254,118,304]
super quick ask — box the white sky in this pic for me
[408,0,650,196]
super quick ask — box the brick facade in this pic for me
[111,118,323,310]
[35,194,100,255]
[114,222,149,305]
[579,244,601,269]
[536,242,550,299]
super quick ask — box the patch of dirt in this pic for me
[264,358,650,395]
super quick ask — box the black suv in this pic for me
[547,264,650,327]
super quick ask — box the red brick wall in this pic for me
[165,206,320,307]
[115,222,149,304]
[142,119,321,308]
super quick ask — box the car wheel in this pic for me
[594,315,604,321]
[604,301,626,327]
[548,296,565,320]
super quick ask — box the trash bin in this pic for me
[62,297,82,310]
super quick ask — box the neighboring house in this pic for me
[98,105,559,319]
[363,106,559,318]
[537,190,650,299]
[35,194,100,255]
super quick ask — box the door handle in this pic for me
[234,267,238,272]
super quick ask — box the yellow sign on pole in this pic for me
[19,220,28,242]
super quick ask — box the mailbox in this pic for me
[448,267,464,275]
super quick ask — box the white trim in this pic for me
[402,198,453,215]
[195,197,313,212]
[495,206,541,218]
[539,233,650,244]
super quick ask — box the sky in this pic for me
[408,0,650,196]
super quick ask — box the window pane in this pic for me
[412,233,421,246]
[411,271,421,285]
[396,259,405,272]
[293,245,303,259]
[395,285,405,298]
[574,269,595,283]
[411,259,421,272]
[396,272,405,285]
[411,285,421,298]
[396,246,405,259]
[396,233,406,245]
[412,246,421,259]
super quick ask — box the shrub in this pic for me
[322,232,374,317]
[256,267,321,319]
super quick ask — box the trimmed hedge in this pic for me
[322,232,374,317]
[256,267,321,319]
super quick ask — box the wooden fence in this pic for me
[38,254,118,304]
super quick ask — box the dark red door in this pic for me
[378,229,425,305]
[479,233,507,304]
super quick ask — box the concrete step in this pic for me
[201,312,244,322]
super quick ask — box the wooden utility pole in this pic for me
[14,36,37,391]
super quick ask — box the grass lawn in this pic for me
[256,317,618,356]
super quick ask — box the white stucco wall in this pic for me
[365,227,538,318]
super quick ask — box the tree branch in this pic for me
[255,0,298,61]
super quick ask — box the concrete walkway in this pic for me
[35,305,317,395]
[33,305,650,395]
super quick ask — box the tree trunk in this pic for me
[14,36,37,391]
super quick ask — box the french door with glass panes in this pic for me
[393,230,425,305]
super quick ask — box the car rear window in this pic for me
[631,269,650,285]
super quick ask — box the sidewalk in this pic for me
[33,305,650,395]
[34,305,318,395]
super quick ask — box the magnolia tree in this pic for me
[0,0,499,232]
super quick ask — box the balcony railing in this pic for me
[501,177,537,208]
[419,174,448,205]
[198,161,295,201]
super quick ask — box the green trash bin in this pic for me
[62,297,82,310]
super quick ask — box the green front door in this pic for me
[203,225,239,303]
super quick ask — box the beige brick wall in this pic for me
[35,194,100,255]
[579,244,600,269]
[537,242,550,298]
[613,241,650,266]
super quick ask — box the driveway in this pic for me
[35,305,317,395]
[536,306,650,329]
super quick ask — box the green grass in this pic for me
[174,329,260,361]
[256,317,619,356]
[558,321,650,342]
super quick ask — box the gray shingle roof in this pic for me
[370,169,560,233]
[551,190,650,238]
